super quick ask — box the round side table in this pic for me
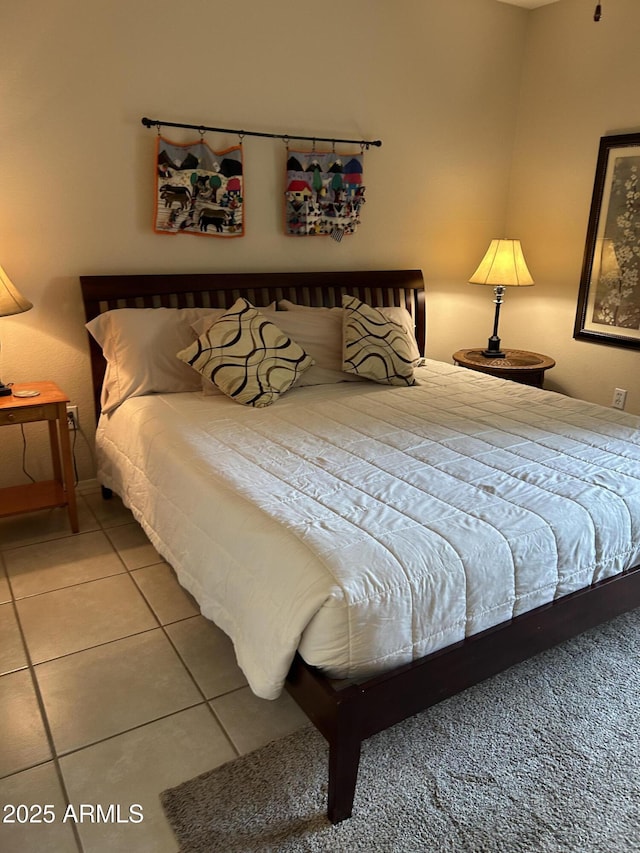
[452,349,555,388]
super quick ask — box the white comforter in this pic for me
[96,360,640,699]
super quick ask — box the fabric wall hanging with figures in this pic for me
[284,149,365,240]
[154,135,244,237]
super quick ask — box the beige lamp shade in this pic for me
[0,264,33,317]
[469,239,534,287]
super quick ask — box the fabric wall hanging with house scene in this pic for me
[285,149,365,240]
[154,136,244,237]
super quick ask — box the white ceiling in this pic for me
[496,0,560,8]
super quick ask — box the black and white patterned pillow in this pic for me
[177,298,314,407]
[342,295,416,386]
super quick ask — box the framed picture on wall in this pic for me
[574,132,640,350]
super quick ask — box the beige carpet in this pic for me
[162,610,640,852]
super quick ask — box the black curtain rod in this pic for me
[141,117,382,149]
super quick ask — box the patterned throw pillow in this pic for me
[342,295,416,386]
[176,298,314,407]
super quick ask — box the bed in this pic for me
[79,269,640,824]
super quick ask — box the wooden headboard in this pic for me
[80,269,426,421]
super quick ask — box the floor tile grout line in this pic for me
[30,623,163,668]
[8,566,130,603]
[113,520,248,753]
[0,755,57,784]
[119,552,248,756]
[5,542,172,605]
[157,616,242,760]
[7,593,85,853]
[101,522,152,576]
[0,549,9,602]
[25,609,229,670]
[51,698,214,762]
[0,494,97,554]
[1,503,255,841]
[21,563,246,761]
[5,549,243,845]
[0,681,249,785]
[125,558,245,759]
[206,701,242,759]
[8,552,166,669]
[10,572,246,700]
[0,497,135,555]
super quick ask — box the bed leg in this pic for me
[327,736,362,824]
[101,485,113,500]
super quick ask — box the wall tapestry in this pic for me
[284,149,365,241]
[154,135,244,237]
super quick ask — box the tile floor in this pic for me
[0,483,308,852]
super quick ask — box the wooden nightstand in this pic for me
[0,381,79,532]
[452,349,555,388]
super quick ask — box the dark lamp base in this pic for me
[0,383,12,397]
[481,335,505,358]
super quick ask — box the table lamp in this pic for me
[0,264,33,396]
[468,238,534,358]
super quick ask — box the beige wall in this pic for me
[0,0,637,492]
[506,0,640,411]
[431,0,640,419]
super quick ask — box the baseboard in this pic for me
[75,477,100,494]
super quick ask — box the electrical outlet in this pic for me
[66,404,79,430]
[612,388,627,410]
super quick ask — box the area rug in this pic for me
[161,610,640,852]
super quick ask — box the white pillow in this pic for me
[279,299,422,367]
[268,301,354,386]
[177,298,314,407]
[190,302,276,339]
[86,307,218,414]
[342,295,417,386]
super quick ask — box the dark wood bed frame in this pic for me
[80,269,640,824]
